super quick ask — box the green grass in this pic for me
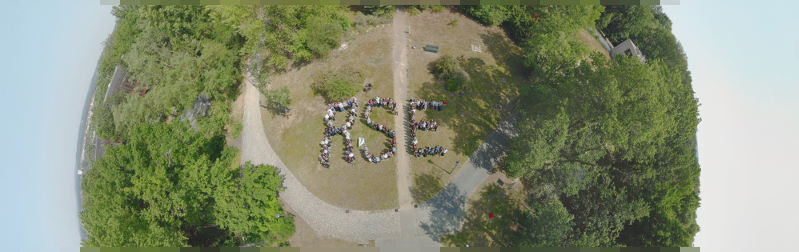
[406,11,527,203]
[259,24,397,210]
[231,122,243,139]
[440,183,527,247]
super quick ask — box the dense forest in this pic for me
[82,5,700,247]
[459,5,700,247]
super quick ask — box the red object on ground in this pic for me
[489,213,494,219]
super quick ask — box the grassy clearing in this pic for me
[440,161,527,247]
[406,7,527,203]
[260,24,398,210]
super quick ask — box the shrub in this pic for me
[355,11,367,27]
[409,7,421,16]
[264,86,292,113]
[311,68,364,102]
[364,5,395,19]
[451,18,459,26]
[432,5,445,12]
[231,122,243,138]
[434,55,469,92]
[302,17,345,57]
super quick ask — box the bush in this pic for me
[432,5,445,12]
[311,68,364,102]
[451,18,459,26]
[263,86,292,114]
[302,17,345,57]
[231,122,243,138]
[409,7,421,16]
[364,5,394,18]
[434,55,468,92]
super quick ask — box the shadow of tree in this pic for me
[419,184,467,242]
[413,171,444,203]
[439,184,526,247]
[412,31,525,157]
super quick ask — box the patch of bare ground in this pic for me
[281,198,369,247]
[260,23,398,210]
[579,29,611,59]
[406,7,527,203]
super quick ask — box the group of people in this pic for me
[366,120,396,139]
[364,97,398,119]
[363,145,397,164]
[320,98,360,167]
[413,145,447,158]
[411,118,438,133]
[408,98,448,158]
[409,97,446,111]
[324,99,358,129]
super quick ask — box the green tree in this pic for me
[81,122,292,247]
[300,16,345,57]
[517,200,575,247]
[506,50,699,247]
[263,86,292,114]
[209,6,350,70]
[213,161,294,244]
[434,55,469,92]
[311,68,363,102]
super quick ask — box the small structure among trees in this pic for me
[610,39,646,64]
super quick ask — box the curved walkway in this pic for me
[240,72,400,243]
[239,8,519,245]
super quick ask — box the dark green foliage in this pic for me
[453,5,702,247]
[311,68,363,102]
[598,5,692,92]
[460,5,509,26]
[517,200,575,247]
[213,161,294,244]
[363,5,395,18]
[81,122,292,247]
[301,16,345,57]
[90,6,244,141]
[263,86,292,115]
[82,5,294,247]
[210,6,351,70]
[92,6,142,139]
[433,55,468,92]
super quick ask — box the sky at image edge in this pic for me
[0,2,115,249]
[664,0,799,250]
[0,1,797,250]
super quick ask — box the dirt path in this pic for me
[392,5,413,210]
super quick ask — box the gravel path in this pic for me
[240,8,518,244]
[391,6,414,209]
[240,72,400,243]
[412,115,518,241]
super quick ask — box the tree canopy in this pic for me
[80,122,292,247]
[83,5,294,247]
[462,5,701,247]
